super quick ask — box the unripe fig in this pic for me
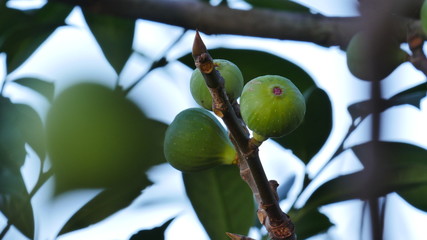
[346,32,407,81]
[240,75,306,141]
[47,83,150,192]
[164,108,236,172]
[190,59,244,110]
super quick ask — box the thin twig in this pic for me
[29,168,54,198]
[0,222,11,240]
[192,31,295,240]
[122,29,187,95]
[408,32,427,77]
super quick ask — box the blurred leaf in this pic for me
[0,193,34,238]
[129,218,174,240]
[14,104,46,161]
[0,97,27,168]
[275,87,332,163]
[47,83,167,194]
[305,142,427,211]
[353,141,427,211]
[0,170,34,238]
[244,0,310,12]
[397,185,427,212]
[288,208,333,240]
[83,11,135,74]
[183,165,255,240]
[0,2,72,73]
[179,49,332,163]
[348,82,427,122]
[14,77,54,102]
[59,178,151,235]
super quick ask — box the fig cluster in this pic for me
[164,59,306,172]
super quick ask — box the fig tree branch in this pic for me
[192,31,295,240]
[53,0,418,48]
[408,30,427,77]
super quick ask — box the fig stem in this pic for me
[192,31,295,240]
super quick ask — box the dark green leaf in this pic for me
[275,87,332,163]
[0,171,34,238]
[183,165,255,240]
[179,48,315,90]
[352,141,427,211]
[0,97,27,168]
[0,193,34,238]
[179,49,332,163]
[352,141,427,169]
[397,185,427,212]
[129,218,174,240]
[0,2,72,73]
[14,104,46,161]
[288,208,333,240]
[13,77,54,102]
[304,142,427,211]
[83,11,135,74]
[59,178,151,235]
[244,0,310,12]
[347,82,427,122]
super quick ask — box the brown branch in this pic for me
[408,29,427,77]
[51,0,418,48]
[192,31,295,240]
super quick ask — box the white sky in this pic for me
[1,0,427,240]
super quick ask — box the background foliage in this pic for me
[0,0,426,240]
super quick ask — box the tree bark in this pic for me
[54,0,415,48]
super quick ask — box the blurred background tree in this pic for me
[0,0,427,240]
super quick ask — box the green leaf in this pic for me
[83,11,135,74]
[347,82,427,122]
[47,83,167,194]
[13,77,54,102]
[275,87,332,163]
[0,171,34,238]
[0,193,34,238]
[244,0,310,12]
[179,49,332,163]
[0,97,34,237]
[59,178,151,235]
[304,142,427,211]
[183,165,255,240]
[288,208,333,240]
[397,185,427,212]
[14,104,46,161]
[0,2,72,73]
[352,141,427,211]
[0,97,27,168]
[129,218,174,240]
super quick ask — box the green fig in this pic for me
[164,108,236,172]
[190,59,244,110]
[47,83,151,193]
[240,75,306,141]
[346,32,407,81]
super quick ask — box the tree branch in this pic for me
[192,31,295,240]
[53,0,416,48]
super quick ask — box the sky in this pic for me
[1,0,427,240]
